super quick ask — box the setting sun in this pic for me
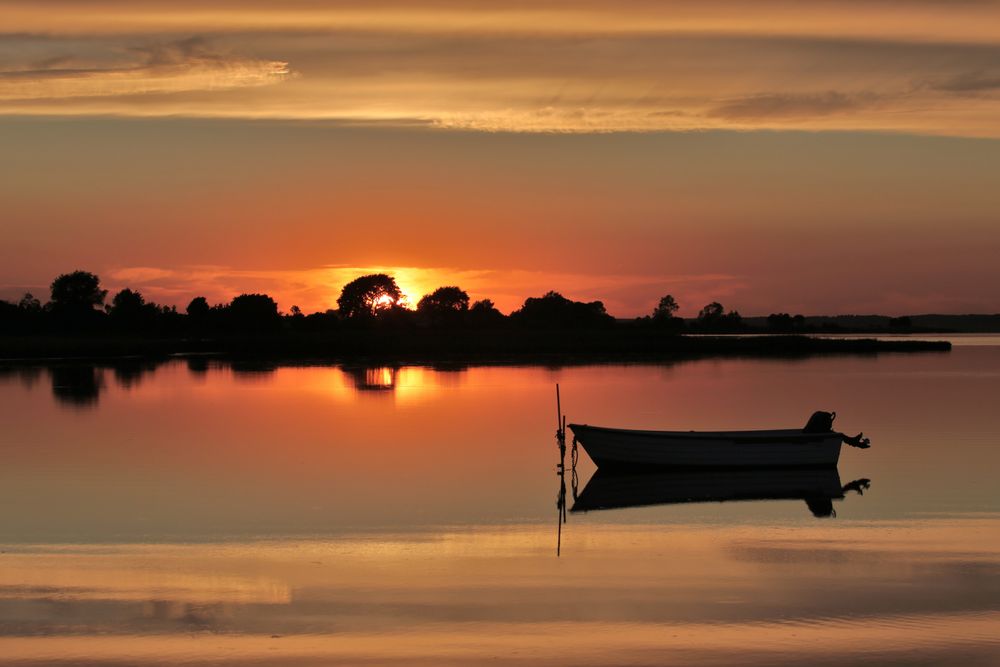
[374,293,397,309]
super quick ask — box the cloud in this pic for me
[0,37,290,101]
[708,91,877,120]
[928,70,1000,93]
[2,4,1000,135]
[5,1,1000,45]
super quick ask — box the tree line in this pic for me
[0,269,779,336]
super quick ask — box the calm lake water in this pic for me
[2,342,999,666]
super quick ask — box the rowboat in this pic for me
[570,468,869,518]
[567,414,868,469]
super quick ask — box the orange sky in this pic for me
[1,0,1000,315]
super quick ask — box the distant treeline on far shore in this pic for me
[1,270,997,339]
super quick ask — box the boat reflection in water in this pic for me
[570,468,871,518]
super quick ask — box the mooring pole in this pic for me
[555,383,563,439]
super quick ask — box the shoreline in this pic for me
[0,333,952,366]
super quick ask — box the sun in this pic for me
[375,287,414,311]
[374,293,397,309]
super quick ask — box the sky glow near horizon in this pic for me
[2,0,1000,316]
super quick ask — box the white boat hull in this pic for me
[568,424,843,468]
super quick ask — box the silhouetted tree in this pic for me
[285,305,306,332]
[108,288,158,331]
[228,293,280,331]
[18,293,41,312]
[767,312,807,332]
[698,301,743,331]
[0,293,44,334]
[50,271,107,312]
[299,309,341,332]
[651,294,683,330]
[725,311,743,329]
[767,313,793,331]
[378,303,418,328]
[0,300,18,330]
[468,298,505,326]
[418,286,470,314]
[698,302,724,325]
[337,274,403,319]
[111,288,145,312]
[186,296,210,319]
[512,291,614,328]
[183,296,211,334]
[652,294,679,320]
[47,270,107,330]
[417,286,470,326]
[889,316,912,329]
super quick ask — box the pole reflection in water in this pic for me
[555,418,579,557]
[554,383,580,556]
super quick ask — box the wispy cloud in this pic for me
[2,2,1000,135]
[0,37,289,101]
[708,91,879,121]
[927,70,1000,93]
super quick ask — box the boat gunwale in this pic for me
[567,423,835,440]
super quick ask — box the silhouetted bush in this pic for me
[468,299,506,327]
[109,288,160,332]
[0,293,48,334]
[227,294,280,332]
[19,293,41,312]
[698,302,724,324]
[696,302,744,332]
[511,291,614,328]
[377,304,418,329]
[418,286,469,313]
[0,300,18,332]
[297,309,341,332]
[417,286,470,326]
[767,313,807,332]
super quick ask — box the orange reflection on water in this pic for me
[3,352,1000,544]
[1,520,999,665]
[2,613,998,666]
